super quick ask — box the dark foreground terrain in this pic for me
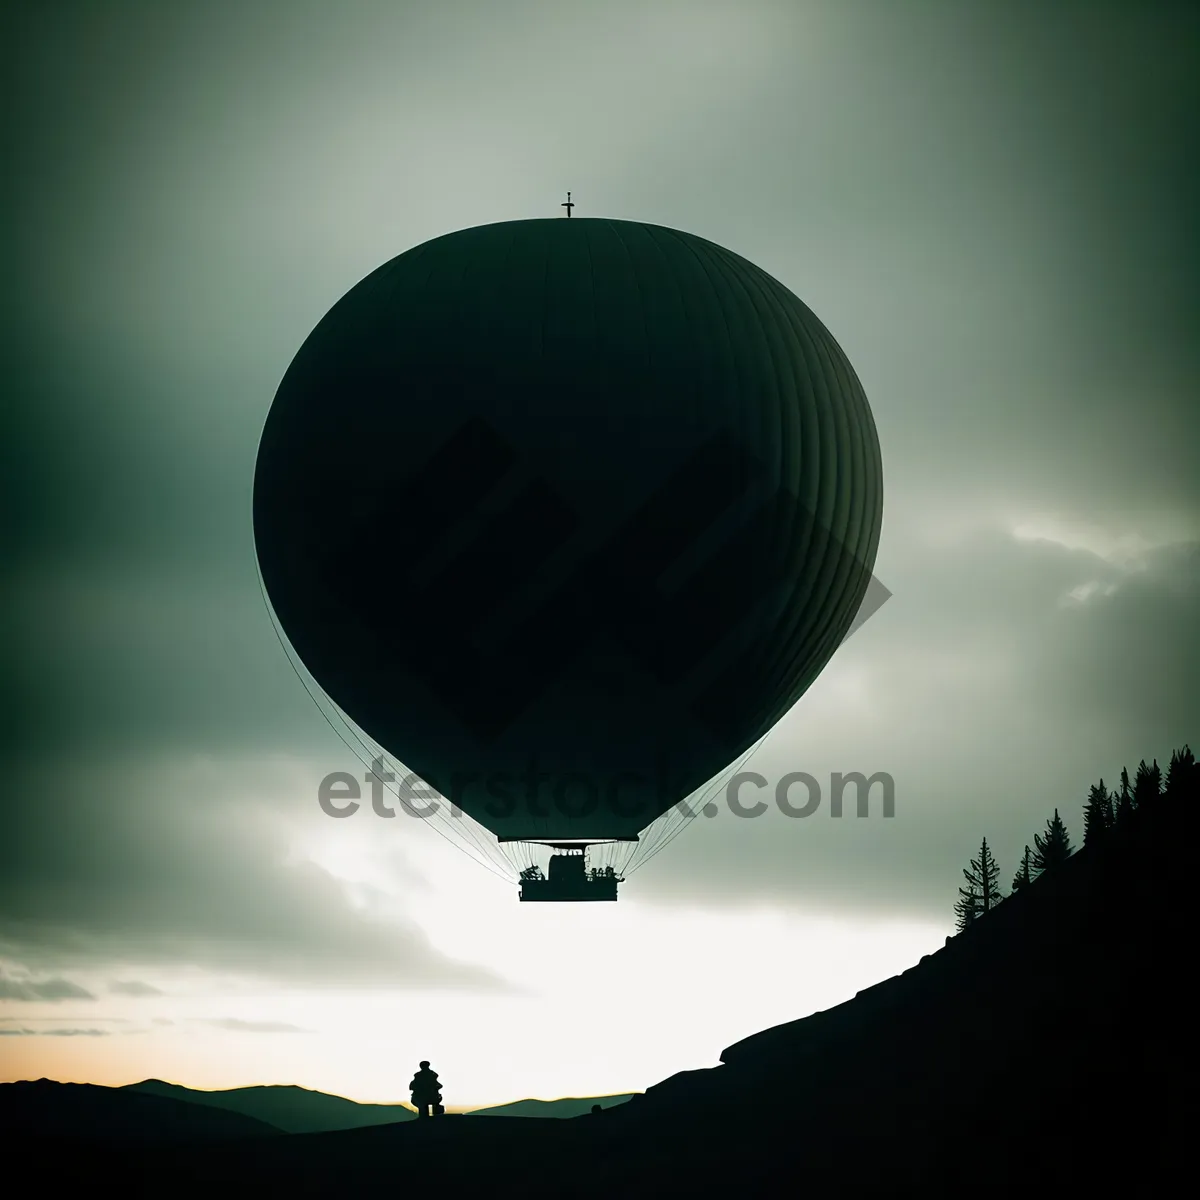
[5,785,1186,1196]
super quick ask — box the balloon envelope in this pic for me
[253,218,882,842]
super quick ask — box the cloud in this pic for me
[1,0,1196,1005]
[0,1026,110,1037]
[0,969,95,1001]
[108,980,164,997]
[0,1016,128,1022]
[0,758,517,994]
[200,1018,308,1033]
[625,532,1200,918]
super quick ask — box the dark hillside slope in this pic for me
[627,786,1189,1191]
[51,781,1189,1195]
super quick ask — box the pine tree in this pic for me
[957,837,1003,929]
[1164,745,1197,800]
[1083,780,1113,847]
[1114,766,1134,830]
[1133,758,1161,811]
[954,886,978,932]
[1031,809,1073,877]
[1010,845,1033,893]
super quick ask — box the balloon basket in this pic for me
[518,876,620,902]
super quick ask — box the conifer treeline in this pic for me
[953,743,1196,930]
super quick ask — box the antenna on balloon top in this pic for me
[561,191,574,218]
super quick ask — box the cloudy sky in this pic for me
[3,0,1197,1107]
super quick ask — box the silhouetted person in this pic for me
[410,1061,443,1117]
[591,1104,602,1114]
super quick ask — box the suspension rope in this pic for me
[355,728,518,880]
[254,558,515,883]
[322,691,518,883]
[303,659,516,881]
[624,730,772,876]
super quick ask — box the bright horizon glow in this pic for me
[1,809,946,1106]
[0,908,945,1107]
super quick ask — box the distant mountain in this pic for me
[466,1094,636,1118]
[124,1078,633,1126]
[124,1079,416,1133]
[0,1079,282,1146]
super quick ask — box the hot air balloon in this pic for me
[253,214,883,900]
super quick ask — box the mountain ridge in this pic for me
[123,1078,635,1122]
[0,1078,283,1146]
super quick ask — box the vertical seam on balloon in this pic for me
[770,314,859,715]
[641,224,702,441]
[721,266,835,728]
[651,226,748,530]
[817,316,880,610]
[758,316,864,729]
[483,226,521,410]
[582,222,599,385]
[782,316,879,709]
[702,242,803,704]
[822,319,879,595]
[789,301,855,689]
[651,225,742,411]
[802,319,872,682]
[757,298,840,734]
[608,222,752,781]
[606,221,651,375]
[651,226,794,747]
[453,229,485,369]
[837,339,883,572]
[538,223,550,367]
[834,325,884,654]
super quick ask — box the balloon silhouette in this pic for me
[254,217,883,895]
